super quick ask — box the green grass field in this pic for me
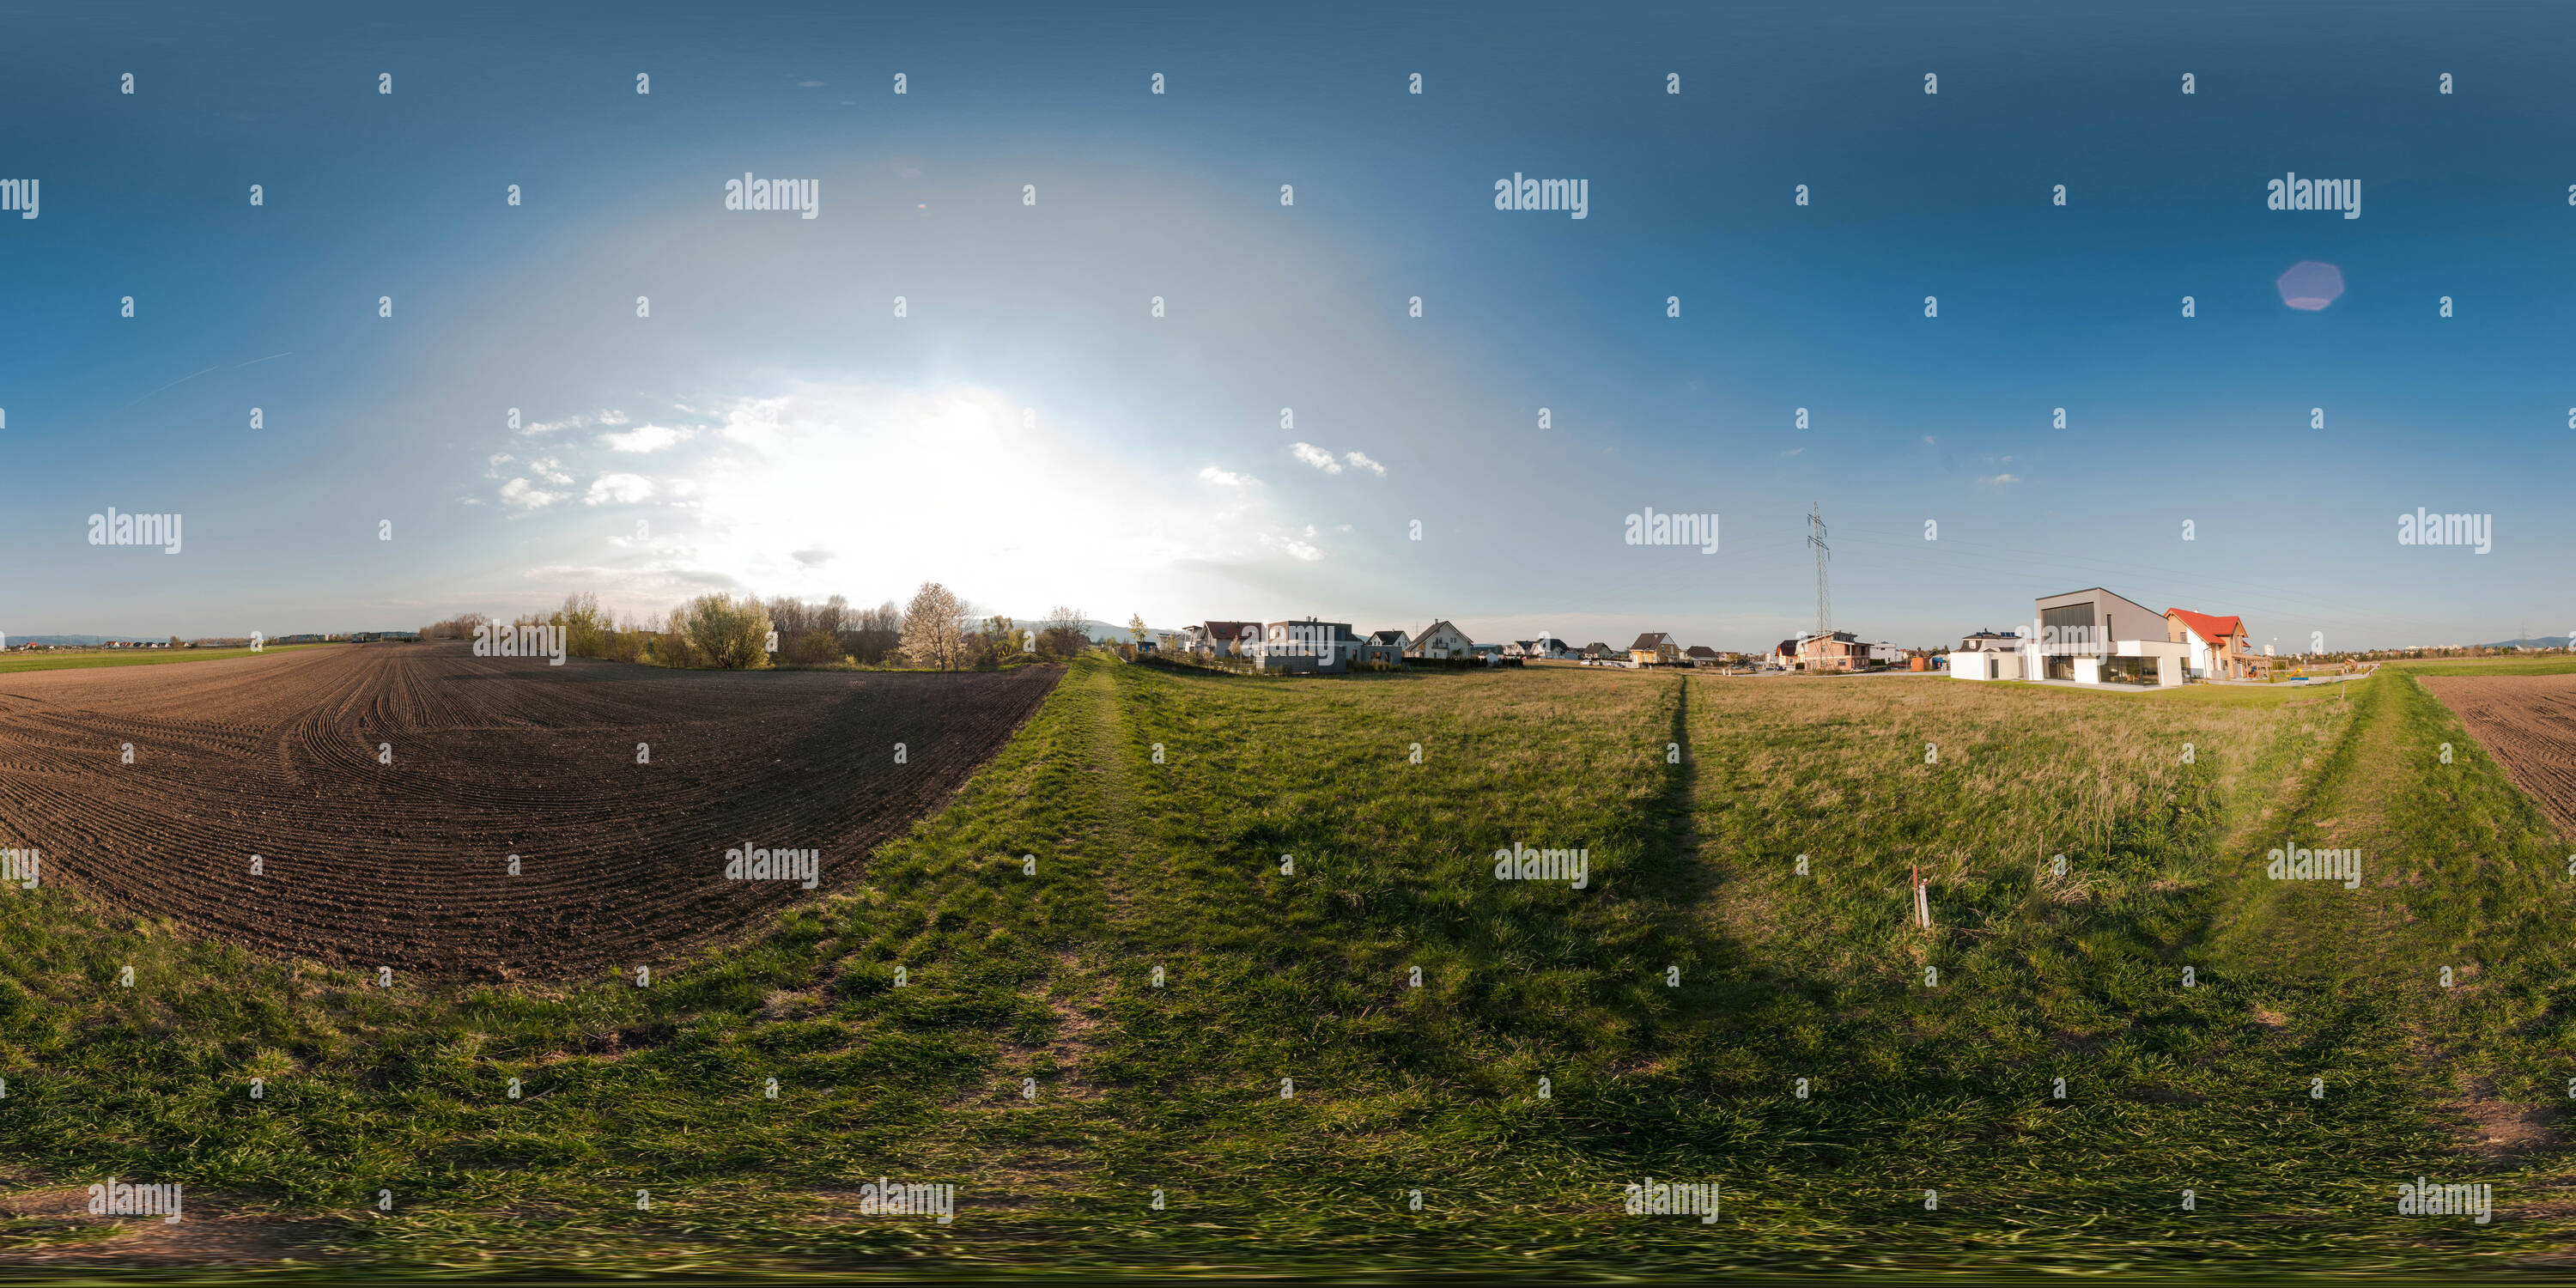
[0,656,2568,1275]
[0,643,335,674]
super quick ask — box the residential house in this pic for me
[1255,619,1360,673]
[1957,588,2199,686]
[1684,645,1721,666]
[1628,632,1684,666]
[1950,629,2025,681]
[1502,637,1575,660]
[2029,587,2188,685]
[1580,641,1616,661]
[2166,609,2253,680]
[1186,621,1261,660]
[1359,629,1409,666]
[1953,588,2188,686]
[1793,631,1867,671]
[1406,620,1475,660]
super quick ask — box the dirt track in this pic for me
[2421,672,2576,838]
[0,645,1060,977]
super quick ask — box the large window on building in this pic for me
[2101,655,2160,685]
[2040,603,2095,653]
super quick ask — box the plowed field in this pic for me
[2422,671,2576,837]
[0,644,1061,976]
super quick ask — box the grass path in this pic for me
[2208,669,2575,1242]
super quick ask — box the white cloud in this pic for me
[1268,532,1322,561]
[1290,441,1342,473]
[1197,465,1251,488]
[600,422,685,453]
[585,473,656,505]
[1342,450,1386,477]
[1981,473,2021,486]
[500,477,564,509]
[527,458,574,485]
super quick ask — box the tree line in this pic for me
[422,586,1106,671]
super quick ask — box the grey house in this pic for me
[1257,618,1361,673]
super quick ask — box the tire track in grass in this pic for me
[2208,671,2576,1249]
[2349,672,2576,1229]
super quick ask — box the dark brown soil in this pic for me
[2421,672,2576,838]
[0,644,1060,977]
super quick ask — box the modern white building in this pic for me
[1953,588,2189,687]
[1951,629,2026,680]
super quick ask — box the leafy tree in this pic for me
[982,613,1018,666]
[556,592,608,659]
[683,593,772,669]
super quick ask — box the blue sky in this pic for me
[3,0,2569,650]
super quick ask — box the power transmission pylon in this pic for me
[1807,501,1832,641]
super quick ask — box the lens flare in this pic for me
[2277,260,2344,311]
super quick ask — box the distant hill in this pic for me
[999,618,1174,645]
[2476,636,2573,650]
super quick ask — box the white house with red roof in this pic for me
[2166,608,2254,680]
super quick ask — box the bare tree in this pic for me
[841,599,900,665]
[420,611,490,641]
[1041,605,1088,659]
